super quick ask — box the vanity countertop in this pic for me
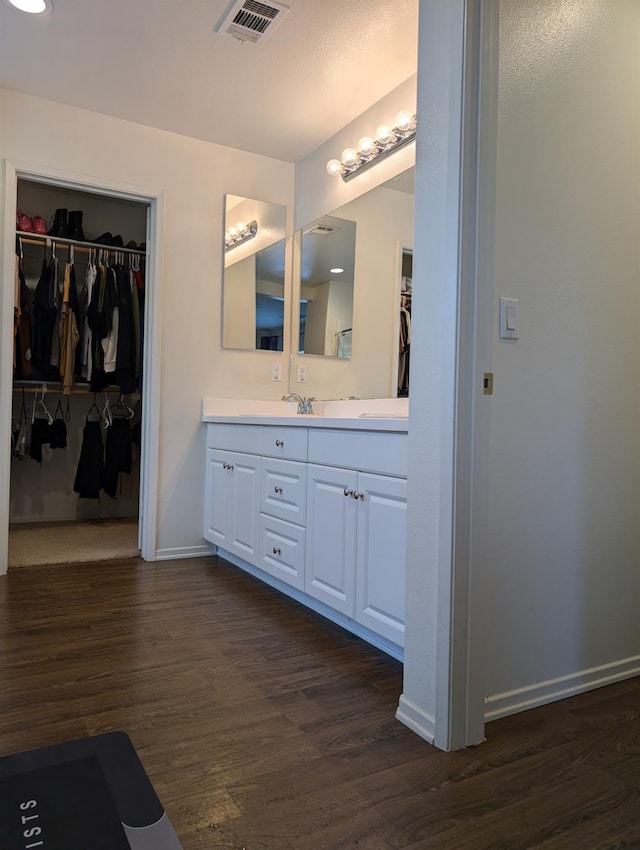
[201,397,409,433]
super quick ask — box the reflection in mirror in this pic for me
[222,195,286,351]
[299,216,356,358]
[292,167,414,399]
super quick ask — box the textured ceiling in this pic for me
[0,0,419,163]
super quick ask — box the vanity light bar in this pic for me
[326,111,417,182]
[225,219,258,251]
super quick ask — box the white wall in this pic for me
[480,0,640,718]
[1,88,294,558]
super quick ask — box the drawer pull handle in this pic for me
[344,488,353,497]
[274,486,283,494]
[275,439,284,447]
[272,547,281,556]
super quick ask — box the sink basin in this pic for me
[358,413,408,419]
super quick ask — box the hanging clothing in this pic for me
[73,418,104,499]
[80,260,97,380]
[31,258,59,379]
[14,254,32,379]
[59,263,81,395]
[102,416,133,498]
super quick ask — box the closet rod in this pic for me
[16,231,146,256]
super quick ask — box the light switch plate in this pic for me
[499,297,519,340]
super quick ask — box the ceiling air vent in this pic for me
[305,224,339,237]
[215,0,290,47]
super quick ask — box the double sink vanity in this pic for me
[202,397,409,660]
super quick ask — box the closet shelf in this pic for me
[13,380,139,397]
[16,230,147,256]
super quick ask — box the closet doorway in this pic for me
[1,164,163,574]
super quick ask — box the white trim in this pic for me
[0,159,164,570]
[155,544,212,561]
[485,655,640,721]
[395,695,436,745]
[0,161,18,576]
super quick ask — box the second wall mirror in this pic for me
[222,195,287,352]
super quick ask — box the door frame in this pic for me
[0,159,165,571]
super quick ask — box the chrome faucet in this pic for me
[282,393,314,414]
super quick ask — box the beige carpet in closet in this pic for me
[8,518,140,568]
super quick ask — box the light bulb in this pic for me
[376,125,395,145]
[236,222,248,235]
[326,159,343,177]
[7,0,49,11]
[395,111,414,132]
[228,226,239,240]
[341,147,359,167]
[358,136,376,157]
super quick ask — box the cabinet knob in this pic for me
[343,488,353,497]
[272,546,281,556]
[274,486,283,494]
[223,463,228,470]
[353,491,364,500]
[275,439,284,447]
[228,464,234,471]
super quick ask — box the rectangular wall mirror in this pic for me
[222,195,287,351]
[291,167,414,399]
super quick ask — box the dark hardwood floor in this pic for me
[0,556,638,849]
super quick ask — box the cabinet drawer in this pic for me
[308,429,407,477]
[259,514,305,590]
[261,426,308,461]
[261,457,307,525]
[207,423,262,454]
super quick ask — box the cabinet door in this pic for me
[355,472,407,645]
[305,464,357,616]
[204,448,231,547]
[227,452,260,566]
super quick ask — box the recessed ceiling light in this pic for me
[330,268,344,274]
[5,0,52,14]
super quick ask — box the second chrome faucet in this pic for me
[282,393,314,414]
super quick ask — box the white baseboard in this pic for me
[485,654,640,721]
[154,544,212,561]
[395,694,436,745]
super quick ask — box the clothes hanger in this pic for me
[86,393,102,423]
[102,391,112,429]
[109,393,135,420]
[32,385,53,425]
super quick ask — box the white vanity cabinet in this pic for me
[305,466,407,645]
[204,424,263,565]
[306,429,408,646]
[203,417,407,656]
[258,436,308,590]
[204,448,260,565]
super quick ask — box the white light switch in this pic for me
[499,297,519,340]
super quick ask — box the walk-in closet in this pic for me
[10,179,149,568]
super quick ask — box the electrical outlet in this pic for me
[270,362,282,382]
[297,365,307,383]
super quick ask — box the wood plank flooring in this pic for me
[0,556,638,849]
